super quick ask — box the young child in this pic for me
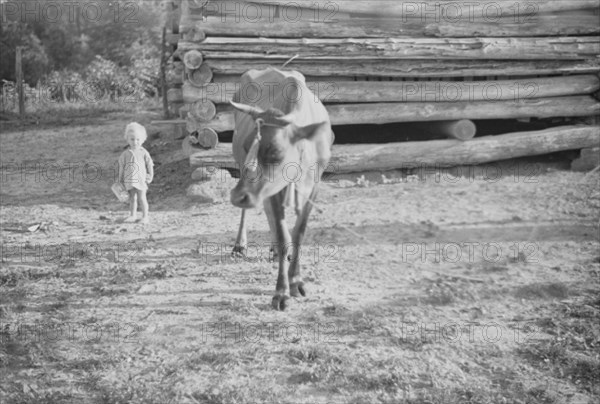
[118,122,154,224]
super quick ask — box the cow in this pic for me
[229,67,333,311]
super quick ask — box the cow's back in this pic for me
[232,67,331,165]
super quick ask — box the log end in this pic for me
[190,100,217,121]
[188,64,213,87]
[448,119,478,141]
[183,50,203,70]
[197,128,219,149]
[183,128,219,152]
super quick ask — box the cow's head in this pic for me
[229,100,330,209]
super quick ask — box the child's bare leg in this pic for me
[124,190,138,222]
[138,189,149,224]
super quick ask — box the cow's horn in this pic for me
[229,100,263,118]
[272,112,295,126]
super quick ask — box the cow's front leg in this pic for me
[289,187,317,298]
[269,191,292,310]
[232,209,247,256]
[265,189,292,263]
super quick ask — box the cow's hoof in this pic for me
[231,245,245,257]
[272,294,290,311]
[290,281,306,297]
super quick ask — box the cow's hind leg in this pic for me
[289,186,318,298]
[232,209,247,256]
[269,191,292,310]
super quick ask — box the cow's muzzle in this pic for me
[231,186,258,209]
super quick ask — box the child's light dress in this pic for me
[118,147,154,191]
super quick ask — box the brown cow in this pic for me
[229,67,333,310]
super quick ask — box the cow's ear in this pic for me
[292,121,330,143]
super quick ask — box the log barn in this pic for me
[160,0,600,176]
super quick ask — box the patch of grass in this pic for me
[523,296,600,395]
[0,284,29,308]
[519,297,600,395]
[425,284,456,306]
[415,385,558,404]
[91,285,131,296]
[343,383,559,404]
[514,282,569,300]
[322,303,350,317]
[106,264,136,285]
[482,264,509,272]
[187,350,238,372]
[287,345,337,364]
[519,340,600,394]
[286,345,345,385]
[0,267,64,286]
[65,357,112,371]
[190,378,286,404]
[0,389,77,404]
[141,263,171,280]
[97,387,169,404]
[0,269,23,287]
[347,368,406,393]
[338,307,390,334]
[1,99,160,130]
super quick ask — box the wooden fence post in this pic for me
[161,26,170,119]
[16,46,25,118]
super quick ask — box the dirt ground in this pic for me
[1,112,599,404]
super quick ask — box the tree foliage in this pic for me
[0,0,166,97]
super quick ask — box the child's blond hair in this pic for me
[124,122,147,143]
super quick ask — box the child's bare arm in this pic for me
[145,152,154,184]
[118,153,125,184]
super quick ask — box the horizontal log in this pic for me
[210,73,356,83]
[152,119,186,126]
[187,111,232,132]
[205,59,600,78]
[234,1,600,17]
[178,37,600,60]
[179,75,600,104]
[184,96,600,132]
[189,125,600,172]
[333,126,600,171]
[327,96,600,125]
[182,13,600,38]
[186,0,351,20]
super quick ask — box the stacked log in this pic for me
[187,125,600,172]
[158,0,600,185]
